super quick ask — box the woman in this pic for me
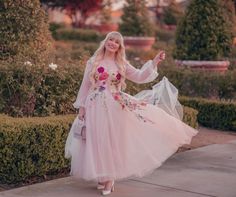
[65,31,198,195]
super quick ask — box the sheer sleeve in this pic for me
[73,59,93,109]
[125,60,159,84]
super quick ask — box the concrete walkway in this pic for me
[1,140,236,197]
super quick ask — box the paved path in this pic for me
[1,140,236,197]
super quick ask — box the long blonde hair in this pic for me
[89,31,127,90]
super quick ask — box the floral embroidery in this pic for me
[112,92,155,124]
[99,72,109,81]
[97,66,104,73]
[116,73,121,80]
[110,72,121,86]
[89,86,108,110]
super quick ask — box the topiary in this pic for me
[119,0,154,37]
[163,0,184,26]
[174,0,233,60]
[0,0,54,63]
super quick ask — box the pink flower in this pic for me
[116,73,121,80]
[113,93,121,101]
[97,66,104,73]
[99,72,109,80]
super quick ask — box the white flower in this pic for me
[49,63,58,70]
[24,61,32,66]
[134,57,140,61]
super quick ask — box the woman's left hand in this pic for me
[153,50,166,66]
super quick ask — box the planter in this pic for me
[124,36,155,51]
[175,60,230,73]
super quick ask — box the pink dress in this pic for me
[65,58,198,182]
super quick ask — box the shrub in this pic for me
[182,106,198,129]
[0,60,84,117]
[119,0,155,36]
[0,0,53,63]
[174,0,233,60]
[0,114,74,184]
[53,28,104,42]
[154,28,175,43]
[180,96,236,131]
[163,0,184,25]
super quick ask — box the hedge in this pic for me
[0,106,197,184]
[53,27,104,42]
[180,97,236,131]
[0,114,74,184]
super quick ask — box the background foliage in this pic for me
[174,0,233,60]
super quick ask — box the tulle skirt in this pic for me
[65,84,198,182]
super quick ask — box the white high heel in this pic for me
[97,183,106,190]
[101,180,115,195]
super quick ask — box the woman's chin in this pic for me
[106,48,117,53]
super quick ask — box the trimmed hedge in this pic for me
[53,28,104,42]
[180,97,236,131]
[0,107,198,184]
[0,114,75,184]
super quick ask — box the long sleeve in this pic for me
[125,60,159,84]
[73,59,93,109]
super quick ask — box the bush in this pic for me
[155,28,175,43]
[0,114,75,184]
[163,0,184,25]
[174,0,233,60]
[182,106,198,129]
[0,0,53,63]
[180,97,236,131]
[0,60,84,117]
[119,0,155,36]
[53,28,104,42]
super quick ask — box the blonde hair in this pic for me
[89,31,127,90]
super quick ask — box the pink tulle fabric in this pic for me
[65,59,198,183]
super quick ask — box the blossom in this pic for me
[99,86,106,91]
[24,61,32,66]
[116,73,121,80]
[49,63,58,70]
[97,66,104,73]
[99,72,109,80]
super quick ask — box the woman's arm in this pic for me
[125,51,165,84]
[73,59,93,110]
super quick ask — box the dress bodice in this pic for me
[93,64,122,93]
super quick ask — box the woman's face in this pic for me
[105,36,120,53]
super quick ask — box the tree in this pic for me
[0,0,53,63]
[163,0,184,25]
[119,0,154,37]
[41,0,103,27]
[174,0,233,60]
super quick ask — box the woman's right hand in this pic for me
[78,107,86,120]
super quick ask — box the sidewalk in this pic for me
[1,140,236,197]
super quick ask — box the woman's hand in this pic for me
[78,107,86,120]
[153,50,166,67]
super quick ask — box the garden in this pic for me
[0,0,236,189]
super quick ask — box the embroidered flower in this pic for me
[99,86,106,91]
[116,73,121,80]
[97,66,104,73]
[113,92,121,100]
[99,72,109,80]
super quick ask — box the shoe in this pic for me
[97,182,106,190]
[101,180,115,195]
